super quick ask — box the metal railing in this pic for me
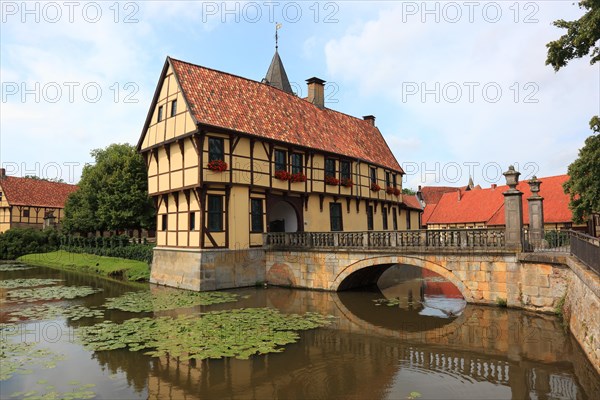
[569,230,600,275]
[524,229,571,253]
[264,229,506,251]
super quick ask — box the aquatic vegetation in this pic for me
[7,304,104,322]
[407,391,422,399]
[0,334,66,381]
[0,264,34,272]
[78,308,332,360]
[6,286,102,302]
[8,382,96,399]
[0,278,63,289]
[104,289,239,312]
[373,298,403,307]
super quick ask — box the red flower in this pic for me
[393,187,401,196]
[370,182,381,192]
[275,170,291,181]
[290,173,307,183]
[386,186,394,195]
[325,176,339,186]
[340,178,353,188]
[207,159,228,172]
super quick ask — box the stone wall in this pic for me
[564,256,600,374]
[151,247,265,291]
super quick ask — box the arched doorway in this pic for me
[268,200,299,232]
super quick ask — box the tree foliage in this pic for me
[545,0,600,71]
[402,188,416,195]
[63,143,155,234]
[563,117,600,223]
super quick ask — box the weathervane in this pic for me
[275,22,282,49]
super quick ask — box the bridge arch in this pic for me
[330,255,474,302]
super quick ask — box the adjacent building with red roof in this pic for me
[137,52,421,290]
[423,175,580,230]
[0,168,78,232]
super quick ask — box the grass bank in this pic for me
[18,250,150,281]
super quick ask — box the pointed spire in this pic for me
[263,23,293,94]
[467,176,474,190]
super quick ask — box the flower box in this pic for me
[207,159,228,172]
[325,176,339,186]
[386,186,395,195]
[370,182,381,192]
[290,173,307,183]
[340,178,353,188]
[393,187,401,196]
[274,170,291,181]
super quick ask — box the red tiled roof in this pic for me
[402,194,423,211]
[420,186,460,205]
[0,177,78,208]
[426,175,572,226]
[168,58,403,173]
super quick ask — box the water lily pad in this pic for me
[6,286,102,302]
[104,289,238,312]
[78,308,333,361]
[0,278,63,289]
[0,264,34,272]
[0,334,67,381]
[7,304,104,322]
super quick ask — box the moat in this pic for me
[1,263,599,399]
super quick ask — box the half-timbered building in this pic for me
[138,52,422,290]
[0,168,78,232]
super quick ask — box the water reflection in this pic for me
[1,266,599,400]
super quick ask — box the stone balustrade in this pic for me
[264,228,506,252]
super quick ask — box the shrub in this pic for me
[59,234,154,263]
[0,228,61,260]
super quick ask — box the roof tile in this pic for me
[0,177,78,208]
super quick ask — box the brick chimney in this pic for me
[306,77,325,108]
[363,115,376,126]
[457,189,462,201]
[0,168,6,179]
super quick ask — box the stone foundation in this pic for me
[150,247,265,291]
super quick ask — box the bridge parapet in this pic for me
[265,228,506,252]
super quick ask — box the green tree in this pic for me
[563,118,600,223]
[545,0,600,71]
[63,143,155,234]
[402,188,416,195]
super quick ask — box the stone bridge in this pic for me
[264,229,567,312]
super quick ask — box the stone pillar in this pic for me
[527,176,544,245]
[502,166,523,251]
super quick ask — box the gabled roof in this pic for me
[146,57,402,173]
[0,177,78,208]
[402,194,423,211]
[420,186,461,205]
[426,175,572,226]
[263,50,293,94]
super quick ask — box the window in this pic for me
[0,191,3,202]
[170,100,177,117]
[23,208,30,218]
[250,198,263,232]
[382,207,388,230]
[370,167,377,184]
[367,205,374,231]
[208,137,224,161]
[274,149,287,171]
[207,195,223,232]
[392,208,398,230]
[340,161,351,180]
[157,105,163,122]
[386,172,391,188]
[406,210,411,229]
[291,153,303,174]
[189,212,196,231]
[393,174,397,188]
[325,158,336,178]
[161,214,167,231]
[330,203,343,231]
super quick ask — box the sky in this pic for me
[1,1,598,190]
